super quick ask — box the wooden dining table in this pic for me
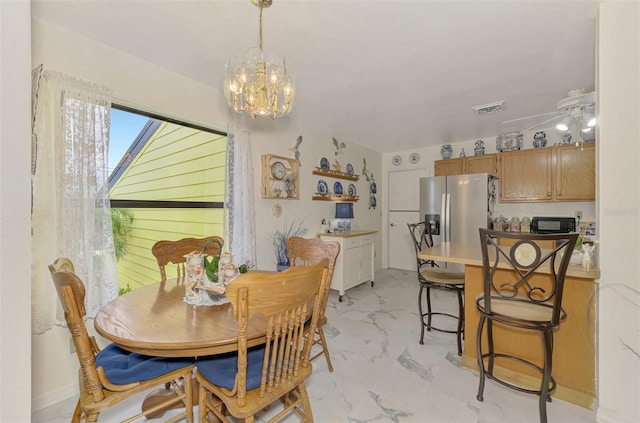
[94,276,268,358]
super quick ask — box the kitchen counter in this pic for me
[419,242,597,410]
[419,242,600,279]
[316,229,378,238]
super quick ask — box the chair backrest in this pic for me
[286,236,340,322]
[407,221,436,268]
[225,260,328,407]
[48,258,105,402]
[478,229,578,326]
[151,236,224,280]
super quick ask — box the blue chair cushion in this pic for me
[196,345,266,391]
[95,343,194,385]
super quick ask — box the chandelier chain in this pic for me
[259,1,263,51]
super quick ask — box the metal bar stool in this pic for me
[408,222,465,356]
[476,229,578,423]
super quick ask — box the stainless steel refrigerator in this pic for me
[419,173,492,269]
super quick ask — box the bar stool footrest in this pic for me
[421,312,464,334]
[480,353,556,397]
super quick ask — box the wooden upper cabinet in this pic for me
[464,154,498,177]
[434,158,463,176]
[499,148,553,202]
[555,143,595,201]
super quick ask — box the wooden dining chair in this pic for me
[195,260,328,423]
[49,257,195,423]
[286,236,340,372]
[151,236,224,281]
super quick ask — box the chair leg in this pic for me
[456,289,464,356]
[298,382,314,423]
[316,326,334,372]
[425,286,433,331]
[476,315,486,402]
[71,399,82,423]
[199,380,208,422]
[183,373,193,423]
[539,329,554,423]
[86,413,99,423]
[418,284,425,345]
[486,319,495,374]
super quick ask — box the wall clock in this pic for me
[261,154,300,200]
[271,161,287,180]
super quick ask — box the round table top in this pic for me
[94,278,266,357]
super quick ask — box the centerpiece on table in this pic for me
[184,239,251,305]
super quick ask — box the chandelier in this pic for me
[224,0,295,119]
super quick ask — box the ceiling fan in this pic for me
[503,89,596,141]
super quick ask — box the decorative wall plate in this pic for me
[317,179,328,195]
[392,155,402,166]
[409,153,420,164]
[333,181,343,195]
[346,163,354,174]
[348,183,357,196]
[320,157,330,169]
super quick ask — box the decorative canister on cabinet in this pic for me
[474,139,485,156]
[441,144,453,159]
[533,131,547,148]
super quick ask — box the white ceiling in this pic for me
[31,0,600,153]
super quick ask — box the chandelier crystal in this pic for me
[224,0,295,119]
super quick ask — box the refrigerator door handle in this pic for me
[441,193,446,241]
[445,193,451,242]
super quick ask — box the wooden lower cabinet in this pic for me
[463,265,596,409]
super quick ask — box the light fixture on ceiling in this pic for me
[556,116,572,131]
[583,111,597,129]
[223,0,295,119]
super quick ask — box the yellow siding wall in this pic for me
[110,122,226,289]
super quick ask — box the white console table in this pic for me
[318,230,377,301]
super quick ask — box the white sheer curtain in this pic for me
[31,69,119,334]
[223,125,257,268]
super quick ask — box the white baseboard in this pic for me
[31,382,79,412]
[597,407,639,423]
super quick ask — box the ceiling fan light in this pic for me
[556,115,572,132]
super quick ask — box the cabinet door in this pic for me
[555,143,595,201]
[343,247,361,290]
[464,154,497,177]
[434,158,463,176]
[360,241,374,282]
[499,148,553,202]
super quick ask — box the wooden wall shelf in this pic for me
[312,194,359,202]
[312,168,359,182]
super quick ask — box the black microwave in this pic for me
[531,217,576,234]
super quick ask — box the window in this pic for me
[109,106,227,289]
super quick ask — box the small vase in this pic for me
[459,148,466,158]
[441,144,453,159]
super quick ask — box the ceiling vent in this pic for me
[472,101,505,116]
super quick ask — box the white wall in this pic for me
[30,18,382,409]
[1,1,32,420]
[596,3,640,422]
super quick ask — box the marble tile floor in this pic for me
[33,268,596,423]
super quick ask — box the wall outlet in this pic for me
[575,210,582,221]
